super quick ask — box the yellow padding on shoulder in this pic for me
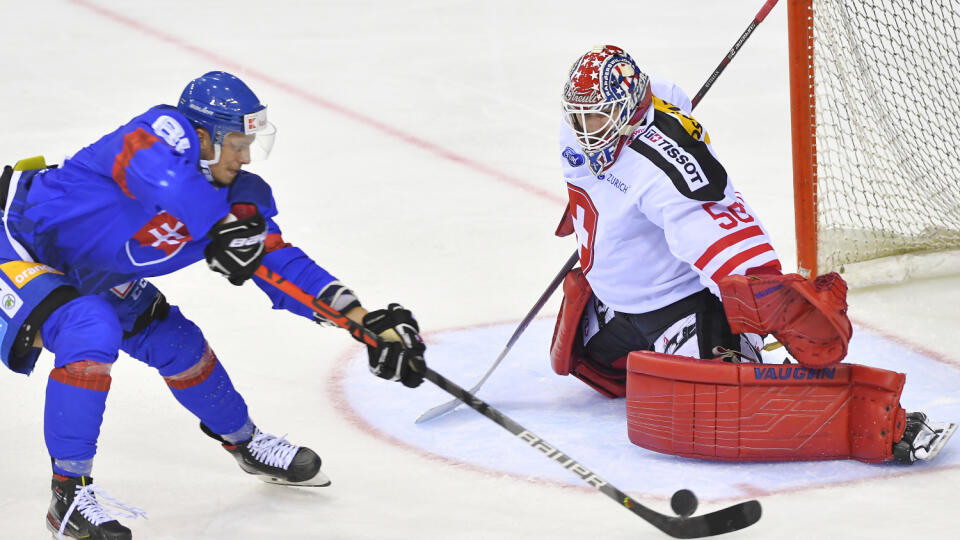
[13,156,47,171]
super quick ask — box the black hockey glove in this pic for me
[205,203,267,286]
[362,303,426,388]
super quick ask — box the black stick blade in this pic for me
[651,500,762,539]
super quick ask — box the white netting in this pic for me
[810,0,960,282]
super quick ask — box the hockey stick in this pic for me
[253,265,762,538]
[690,0,780,109]
[416,0,781,424]
[414,249,580,423]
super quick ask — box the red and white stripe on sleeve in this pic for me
[693,194,781,283]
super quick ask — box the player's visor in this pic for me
[223,123,276,162]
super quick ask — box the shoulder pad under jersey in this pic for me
[228,171,278,219]
[628,97,728,202]
[134,105,202,163]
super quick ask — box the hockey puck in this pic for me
[670,489,698,517]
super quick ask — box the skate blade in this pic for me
[45,518,61,539]
[45,514,80,540]
[258,471,332,487]
[919,422,957,462]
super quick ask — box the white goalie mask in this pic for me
[562,45,652,176]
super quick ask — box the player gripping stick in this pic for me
[1,71,425,539]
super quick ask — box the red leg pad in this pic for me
[568,354,627,398]
[719,271,853,367]
[625,351,907,463]
[550,269,592,376]
[549,269,625,398]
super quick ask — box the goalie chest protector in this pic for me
[625,351,907,463]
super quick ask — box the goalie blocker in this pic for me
[718,267,852,368]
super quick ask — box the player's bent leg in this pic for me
[648,288,744,359]
[0,246,143,537]
[116,289,328,486]
[549,269,629,397]
[107,281,251,438]
[40,295,145,539]
[42,296,123,476]
[127,305,253,437]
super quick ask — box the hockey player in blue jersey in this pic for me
[0,71,426,540]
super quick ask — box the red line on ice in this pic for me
[67,0,564,205]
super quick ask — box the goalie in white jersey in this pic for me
[549,45,955,465]
[555,44,776,372]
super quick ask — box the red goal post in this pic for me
[787,0,960,285]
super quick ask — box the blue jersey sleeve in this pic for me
[255,246,347,319]
[115,108,229,237]
[228,171,279,220]
[233,173,354,320]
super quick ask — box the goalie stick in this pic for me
[253,265,763,538]
[415,0,782,425]
[690,0,780,108]
[414,249,580,423]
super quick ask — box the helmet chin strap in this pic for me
[199,143,222,184]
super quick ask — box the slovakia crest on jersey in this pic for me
[125,212,193,266]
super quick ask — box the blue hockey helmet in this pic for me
[177,71,276,160]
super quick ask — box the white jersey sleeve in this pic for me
[628,96,781,295]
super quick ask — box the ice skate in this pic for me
[202,423,331,487]
[45,474,145,540]
[893,412,957,464]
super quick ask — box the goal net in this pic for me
[788,0,960,286]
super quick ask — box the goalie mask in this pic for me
[562,45,652,176]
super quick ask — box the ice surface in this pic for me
[1,1,959,539]
[342,320,960,501]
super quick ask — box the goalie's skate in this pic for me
[202,423,331,487]
[893,412,958,464]
[45,474,145,540]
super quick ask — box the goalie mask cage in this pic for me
[788,0,960,286]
